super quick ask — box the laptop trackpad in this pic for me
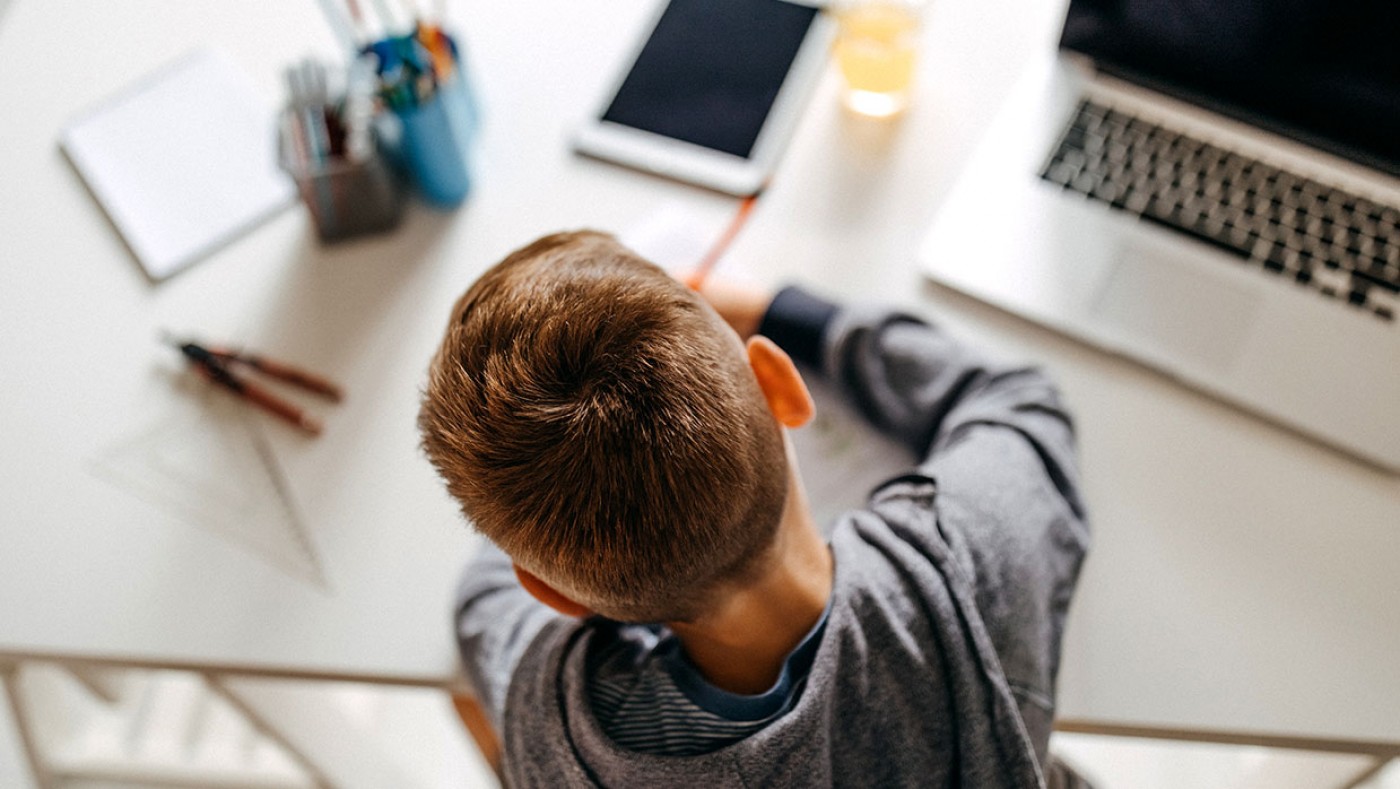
[1092,244,1262,373]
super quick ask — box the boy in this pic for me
[419,231,1088,787]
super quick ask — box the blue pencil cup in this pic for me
[395,72,478,208]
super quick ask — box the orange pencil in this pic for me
[686,192,760,291]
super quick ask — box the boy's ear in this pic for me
[513,563,593,618]
[747,336,814,429]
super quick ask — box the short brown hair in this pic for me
[419,231,788,622]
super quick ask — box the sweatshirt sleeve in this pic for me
[761,285,1081,496]
[758,285,1090,763]
[454,540,564,732]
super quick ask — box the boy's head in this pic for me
[419,231,790,622]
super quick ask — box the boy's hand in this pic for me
[684,274,773,340]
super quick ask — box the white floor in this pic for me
[2,665,495,789]
[4,664,1395,789]
[1051,733,1397,789]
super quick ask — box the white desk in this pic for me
[1,0,1397,775]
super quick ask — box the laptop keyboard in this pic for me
[1040,99,1399,323]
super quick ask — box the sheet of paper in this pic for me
[791,378,913,535]
[60,49,294,280]
[619,201,750,281]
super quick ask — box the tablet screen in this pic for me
[601,0,819,159]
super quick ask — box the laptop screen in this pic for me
[1060,1,1400,177]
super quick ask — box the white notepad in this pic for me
[61,49,294,281]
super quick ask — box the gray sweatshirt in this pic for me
[454,287,1089,788]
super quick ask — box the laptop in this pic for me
[918,0,1400,471]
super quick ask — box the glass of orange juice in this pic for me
[833,0,926,118]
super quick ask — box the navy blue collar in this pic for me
[662,592,834,722]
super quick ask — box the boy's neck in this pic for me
[667,476,832,696]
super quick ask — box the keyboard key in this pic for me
[1061,124,1088,151]
[1071,171,1100,194]
[1043,162,1078,186]
[1300,232,1326,252]
[1124,191,1151,214]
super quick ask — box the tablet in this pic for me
[573,0,835,196]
